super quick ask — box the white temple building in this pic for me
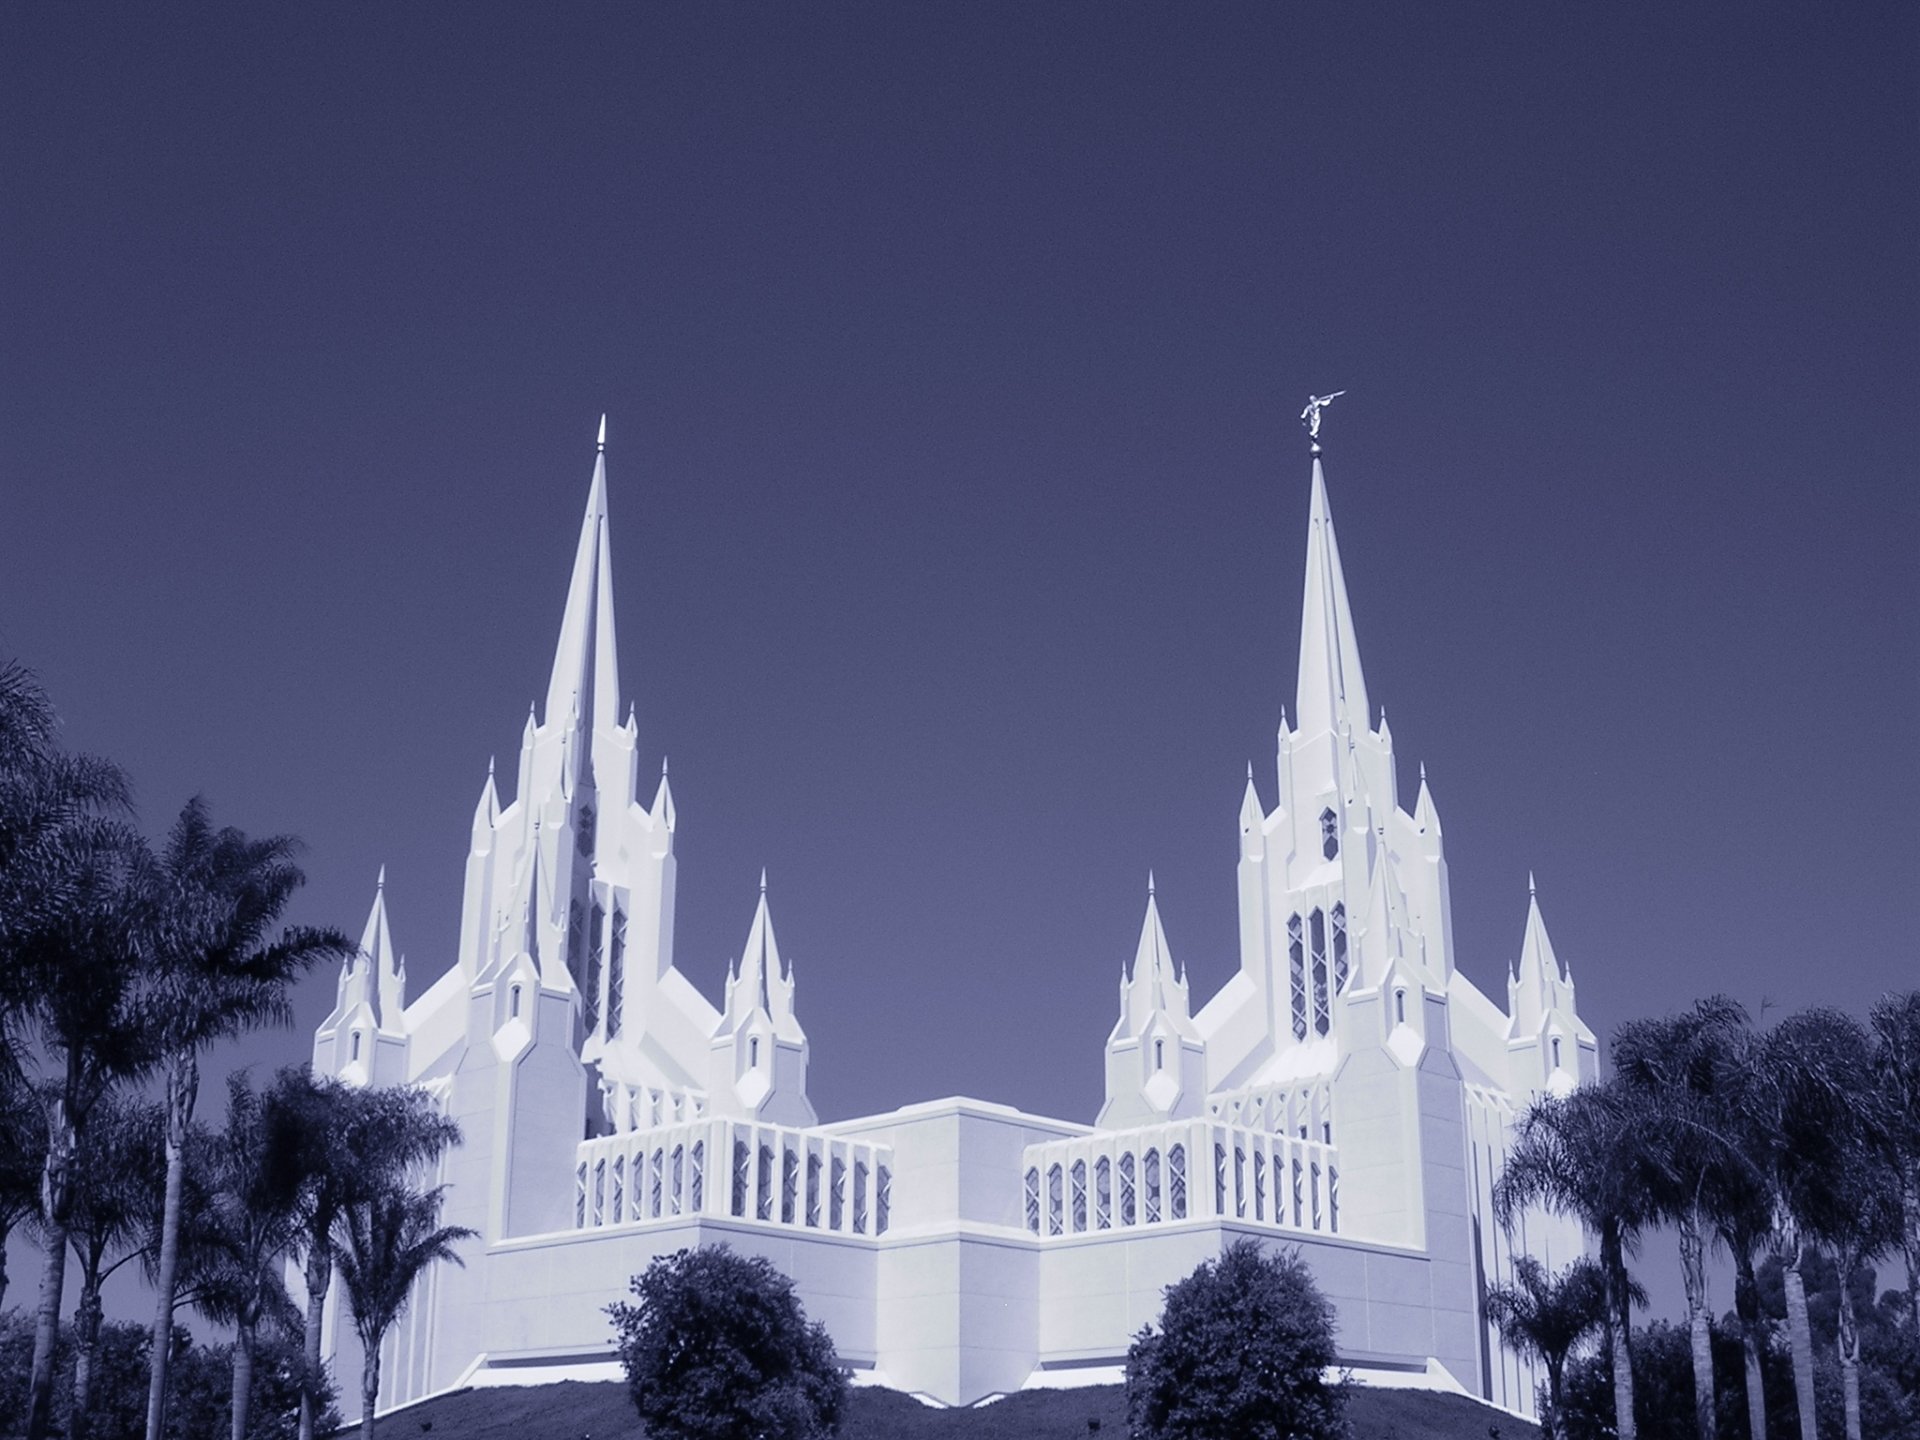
[312,419,1599,1417]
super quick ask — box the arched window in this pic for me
[1024,1167,1041,1234]
[830,1156,846,1230]
[576,804,595,857]
[350,1031,361,1062]
[584,900,605,1032]
[876,1165,891,1235]
[1329,1166,1340,1233]
[509,984,522,1019]
[1291,1158,1304,1227]
[853,1160,869,1233]
[606,909,626,1038]
[782,1148,799,1224]
[575,1162,587,1228]
[1143,1149,1162,1223]
[1234,1146,1247,1217]
[731,1139,750,1218]
[1287,914,1308,1042]
[1070,1160,1087,1232]
[1395,989,1407,1025]
[1154,1038,1165,1070]
[1311,1162,1323,1230]
[1253,1150,1266,1222]
[1552,1037,1563,1068]
[591,1159,606,1226]
[1310,908,1330,1036]
[749,1036,760,1067]
[1095,1157,1112,1229]
[670,1145,685,1215]
[610,1156,625,1223]
[805,1152,822,1227]
[1119,1153,1137,1226]
[689,1141,704,1212]
[1320,807,1339,861]
[1331,903,1349,992]
[1047,1164,1064,1236]
[757,1144,775,1220]
[650,1149,665,1219]
[1214,1144,1227,1214]
[567,900,585,987]
[1168,1145,1187,1220]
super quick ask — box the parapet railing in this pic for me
[574,1118,893,1238]
[1021,1119,1338,1240]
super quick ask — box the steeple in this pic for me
[1099,877,1204,1127]
[543,421,622,738]
[1121,875,1192,1031]
[1293,456,1370,743]
[710,874,814,1125]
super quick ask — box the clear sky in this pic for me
[3,2,1914,1323]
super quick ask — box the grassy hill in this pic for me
[345,1380,1539,1440]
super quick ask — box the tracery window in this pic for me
[690,1142,704,1212]
[1288,914,1308,1042]
[1143,1149,1162,1223]
[1047,1164,1064,1236]
[1253,1150,1266,1222]
[1095,1157,1112,1229]
[1168,1145,1187,1220]
[757,1144,775,1220]
[782,1147,799,1224]
[577,804,595,857]
[1331,903,1348,992]
[731,1139,750,1217]
[585,900,605,1032]
[1320,807,1339,861]
[853,1160,869,1233]
[670,1146,684,1215]
[650,1149,664,1219]
[1292,1158,1303,1227]
[1329,1166,1340,1233]
[591,1160,606,1226]
[1234,1146,1247,1217]
[830,1156,846,1230]
[606,909,626,1038]
[1311,1162,1322,1230]
[610,1156,625,1223]
[567,901,585,988]
[1552,1037,1563,1068]
[806,1153,822,1227]
[876,1165,891,1235]
[1070,1160,1087,1232]
[1213,1144,1227,1214]
[1024,1167,1041,1234]
[1119,1152,1137,1226]
[1310,908,1331,1037]
[574,1162,587,1228]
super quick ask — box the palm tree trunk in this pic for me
[72,1276,105,1440]
[145,1049,197,1440]
[1782,1246,1818,1440]
[299,1222,333,1440]
[1732,1248,1767,1440]
[1544,1354,1566,1440]
[1602,1228,1637,1440]
[1902,1182,1920,1336]
[1836,1252,1863,1440]
[360,1334,382,1440]
[231,1313,257,1440]
[0,1221,10,1313]
[1678,1213,1717,1440]
[26,1094,76,1440]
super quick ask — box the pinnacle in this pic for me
[597,413,607,451]
[376,864,386,890]
[1528,870,1537,897]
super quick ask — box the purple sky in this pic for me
[3,4,1915,1322]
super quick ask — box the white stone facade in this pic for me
[311,427,1599,1416]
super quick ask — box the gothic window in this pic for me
[1320,807,1339,861]
[1169,1146,1187,1221]
[1331,903,1348,992]
[1095,1157,1112,1229]
[1552,1037,1563,1069]
[1288,914,1308,1042]
[1310,908,1330,1037]
[1154,1038,1165,1070]
[671,1146,684,1215]
[782,1148,799,1224]
[690,1141,704,1212]
[577,805,595,858]
[585,900,605,1032]
[805,1153,822,1227]
[853,1160,869,1233]
[1047,1164,1063,1236]
[510,985,522,1019]
[876,1165,891,1235]
[650,1149,664,1219]
[351,1032,361,1062]
[749,1037,760,1067]
[1234,1147,1247,1217]
[1024,1167,1041,1234]
[606,909,626,1038]
[1311,1162,1322,1230]
[830,1156,846,1230]
[575,1162,587,1228]
[1119,1153,1137,1226]
[757,1145,775,1221]
[610,1156,625,1223]
[568,901,585,988]
[1070,1160,1087,1232]
[731,1138,749,1218]
[1253,1150,1266,1222]
[591,1160,606,1226]
[1395,989,1407,1025]
[1213,1144,1227,1214]
[1292,1158,1304,1227]
[1329,1166,1340,1233]
[1143,1149,1162,1223]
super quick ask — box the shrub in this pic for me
[608,1245,848,1440]
[1125,1239,1347,1440]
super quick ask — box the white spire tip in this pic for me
[596,413,606,450]
[759,866,768,894]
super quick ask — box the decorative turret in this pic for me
[1099,875,1206,1128]
[313,868,408,1086]
[1507,876,1597,1098]
[708,873,816,1126]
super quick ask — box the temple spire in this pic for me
[1293,455,1371,743]
[543,424,622,738]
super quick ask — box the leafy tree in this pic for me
[607,1244,849,1440]
[140,799,351,1440]
[0,1066,47,1313]
[1613,996,1758,1440]
[58,1090,164,1440]
[1497,1082,1660,1440]
[1484,1255,1615,1437]
[1124,1239,1345,1440]
[269,1068,461,1440]
[334,1180,474,1440]
[1870,991,1920,1336]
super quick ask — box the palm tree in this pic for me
[0,1067,47,1313]
[140,799,351,1440]
[334,1183,475,1440]
[1482,1255,1617,1437]
[1495,1082,1658,1440]
[270,1069,461,1440]
[1869,991,1920,1335]
[1611,995,1754,1440]
[60,1091,164,1440]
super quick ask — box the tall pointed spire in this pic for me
[543,421,622,737]
[1293,456,1371,742]
[1515,878,1563,984]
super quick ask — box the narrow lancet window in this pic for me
[1143,1149,1162,1223]
[1047,1164,1064,1236]
[585,900,605,1032]
[1169,1145,1187,1220]
[1070,1160,1087,1232]
[1024,1167,1041,1234]
[1095,1157,1112,1229]
[1331,903,1348,992]
[1288,914,1308,1042]
[1320,807,1339,861]
[1310,908,1330,1037]
[606,909,626,1038]
[1119,1153,1137,1226]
